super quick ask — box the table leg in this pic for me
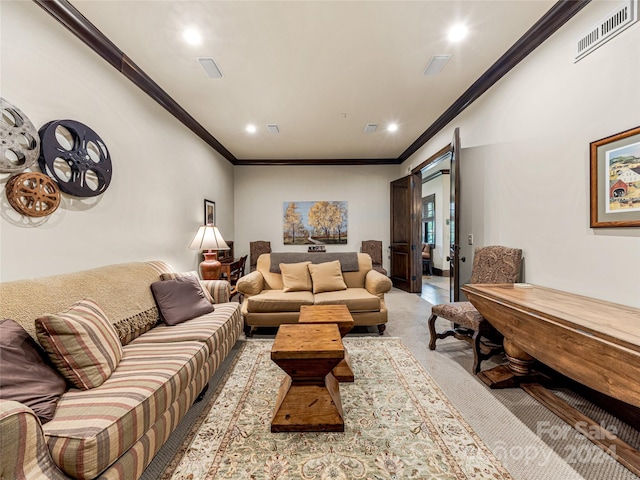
[271,373,344,432]
[478,337,548,389]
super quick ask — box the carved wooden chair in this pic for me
[249,241,271,272]
[428,245,523,374]
[229,255,247,301]
[361,240,387,275]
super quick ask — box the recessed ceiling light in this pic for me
[183,27,202,46]
[387,123,398,132]
[246,124,257,134]
[448,24,468,42]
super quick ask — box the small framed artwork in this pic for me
[204,199,215,225]
[590,126,640,228]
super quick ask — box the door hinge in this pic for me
[411,275,417,281]
[411,244,415,251]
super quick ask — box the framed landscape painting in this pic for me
[283,201,348,245]
[590,126,640,228]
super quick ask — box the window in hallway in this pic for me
[422,194,435,245]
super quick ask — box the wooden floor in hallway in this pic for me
[421,275,450,305]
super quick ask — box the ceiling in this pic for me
[58,0,560,164]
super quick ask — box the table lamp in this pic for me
[189,224,230,279]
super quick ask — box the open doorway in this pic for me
[419,156,451,305]
[411,127,461,304]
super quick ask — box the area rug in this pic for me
[161,337,513,479]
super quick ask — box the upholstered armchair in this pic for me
[249,241,271,272]
[361,240,387,275]
[428,245,523,374]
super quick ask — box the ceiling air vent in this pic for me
[197,57,223,78]
[575,0,638,62]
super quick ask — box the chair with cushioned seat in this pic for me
[249,241,271,273]
[427,245,523,374]
[422,243,433,275]
[361,240,387,275]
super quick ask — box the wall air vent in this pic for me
[575,0,638,62]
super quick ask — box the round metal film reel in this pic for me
[5,172,61,217]
[0,98,40,173]
[38,120,112,197]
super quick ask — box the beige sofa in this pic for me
[0,261,242,480]
[237,252,392,336]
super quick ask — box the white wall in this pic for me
[402,1,640,307]
[421,173,450,272]
[234,165,397,271]
[0,2,234,281]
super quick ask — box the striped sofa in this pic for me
[0,261,243,480]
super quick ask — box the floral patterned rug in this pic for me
[161,338,513,479]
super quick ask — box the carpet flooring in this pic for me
[160,338,513,479]
[141,287,639,480]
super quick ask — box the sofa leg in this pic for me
[244,323,253,338]
[194,383,209,403]
[377,324,386,335]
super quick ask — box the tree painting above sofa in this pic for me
[283,201,348,245]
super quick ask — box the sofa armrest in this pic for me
[237,271,264,296]
[365,270,393,296]
[200,280,231,303]
[0,400,68,480]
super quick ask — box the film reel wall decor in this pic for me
[38,120,112,197]
[0,98,40,174]
[1,98,113,218]
[5,172,61,217]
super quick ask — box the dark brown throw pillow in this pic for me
[150,276,215,326]
[0,319,68,423]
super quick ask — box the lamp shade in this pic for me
[189,225,230,251]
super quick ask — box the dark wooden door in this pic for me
[390,173,422,293]
[449,127,461,301]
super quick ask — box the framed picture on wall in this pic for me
[204,199,215,225]
[590,126,640,228]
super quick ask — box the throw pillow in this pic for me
[308,260,348,294]
[0,319,68,423]
[280,261,312,292]
[150,275,215,326]
[36,298,123,390]
[160,271,215,303]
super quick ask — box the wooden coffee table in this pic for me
[299,304,355,382]
[270,323,345,432]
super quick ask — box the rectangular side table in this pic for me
[270,323,345,432]
[299,304,355,382]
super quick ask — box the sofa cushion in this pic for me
[36,298,123,390]
[0,319,68,423]
[160,271,215,303]
[129,303,241,354]
[308,260,348,293]
[42,340,209,479]
[280,261,312,292]
[313,288,381,312]
[151,276,215,326]
[247,290,314,313]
